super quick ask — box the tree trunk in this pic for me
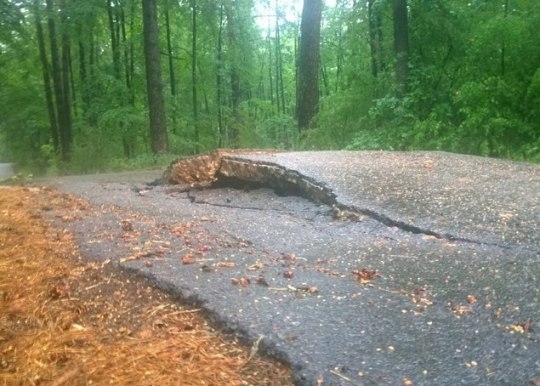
[216,0,224,147]
[107,0,121,80]
[501,0,509,76]
[191,0,200,152]
[164,0,176,96]
[368,0,384,78]
[46,0,72,160]
[60,0,73,153]
[34,0,59,152]
[225,3,240,147]
[393,0,409,96]
[297,0,322,130]
[142,0,169,154]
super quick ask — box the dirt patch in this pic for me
[0,186,293,385]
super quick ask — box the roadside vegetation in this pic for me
[0,1,538,175]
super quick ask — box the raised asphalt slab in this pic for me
[44,151,539,385]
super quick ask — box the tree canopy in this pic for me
[0,0,538,174]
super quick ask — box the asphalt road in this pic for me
[43,151,539,385]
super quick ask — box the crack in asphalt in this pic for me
[212,157,513,250]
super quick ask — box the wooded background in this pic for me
[1,0,539,174]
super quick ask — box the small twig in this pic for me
[246,335,264,363]
[85,282,104,291]
[50,367,81,386]
[329,369,364,385]
[268,287,289,291]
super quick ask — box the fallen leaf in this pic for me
[281,253,296,262]
[247,261,263,270]
[48,280,70,299]
[231,277,250,286]
[352,268,379,284]
[509,319,533,334]
[256,276,269,286]
[199,245,212,253]
[154,246,169,255]
[283,270,294,279]
[181,254,196,265]
[451,304,473,315]
[120,220,133,231]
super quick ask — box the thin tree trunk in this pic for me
[501,0,509,76]
[274,2,281,114]
[335,0,345,93]
[393,0,409,96]
[59,0,72,156]
[164,0,176,96]
[142,0,169,154]
[320,56,330,97]
[191,0,200,152]
[368,0,384,78]
[216,0,224,147]
[297,0,322,130]
[225,3,240,147]
[128,0,135,105]
[268,34,275,110]
[46,0,71,160]
[34,0,59,152]
[121,4,132,99]
[164,0,177,135]
[107,0,121,79]
[68,44,77,118]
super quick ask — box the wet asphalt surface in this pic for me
[43,151,539,385]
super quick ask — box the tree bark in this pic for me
[297,0,322,130]
[107,0,121,80]
[216,0,224,147]
[164,0,176,96]
[191,0,200,152]
[225,2,241,147]
[34,0,59,152]
[368,0,384,78]
[393,0,409,96]
[60,0,72,153]
[46,0,72,160]
[142,0,169,154]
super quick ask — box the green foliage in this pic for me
[0,0,539,177]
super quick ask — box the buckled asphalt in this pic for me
[44,151,540,385]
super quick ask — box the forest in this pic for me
[1,0,539,174]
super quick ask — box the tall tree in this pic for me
[393,0,409,96]
[225,1,241,146]
[297,0,322,129]
[142,0,168,154]
[216,0,225,146]
[191,0,199,152]
[368,0,385,78]
[33,0,59,153]
[46,0,72,160]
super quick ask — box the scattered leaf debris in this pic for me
[0,186,293,385]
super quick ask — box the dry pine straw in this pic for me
[0,186,293,386]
